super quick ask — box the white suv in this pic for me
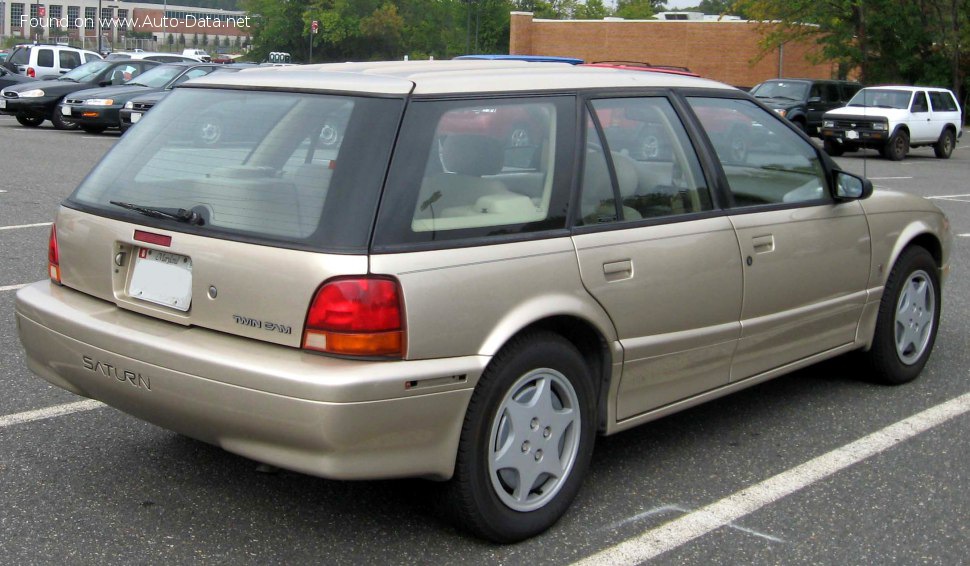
[821,86,963,160]
[2,44,101,79]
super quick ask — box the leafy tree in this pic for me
[736,0,966,94]
[179,33,186,45]
[202,32,209,47]
[614,0,662,19]
[361,3,405,59]
[167,34,174,46]
[192,33,199,47]
[575,0,609,19]
[223,36,231,48]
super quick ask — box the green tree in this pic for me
[167,34,174,47]
[575,0,608,19]
[202,32,209,47]
[223,36,231,48]
[736,0,966,92]
[192,33,199,47]
[179,33,186,45]
[614,0,662,19]
[361,3,405,59]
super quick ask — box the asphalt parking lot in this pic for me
[1,114,968,564]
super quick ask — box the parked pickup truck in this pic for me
[820,86,963,160]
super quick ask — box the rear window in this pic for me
[9,47,30,66]
[69,89,403,253]
[928,91,958,112]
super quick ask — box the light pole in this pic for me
[163,0,167,51]
[97,0,102,53]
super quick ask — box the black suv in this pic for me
[0,59,159,129]
[750,78,862,135]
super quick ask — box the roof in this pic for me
[454,54,584,65]
[861,85,953,92]
[185,60,732,95]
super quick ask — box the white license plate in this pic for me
[130,112,142,123]
[61,105,71,116]
[846,130,860,140]
[0,99,6,109]
[129,248,193,311]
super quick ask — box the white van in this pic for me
[182,49,211,62]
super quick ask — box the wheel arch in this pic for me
[481,308,618,434]
[859,226,944,351]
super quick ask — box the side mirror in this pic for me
[833,170,873,200]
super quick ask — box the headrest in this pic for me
[441,135,505,177]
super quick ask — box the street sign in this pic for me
[39,7,46,18]
[311,20,319,34]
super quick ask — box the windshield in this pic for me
[70,89,404,252]
[61,60,112,82]
[847,89,912,109]
[751,81,809,101]
[129,65,184,88]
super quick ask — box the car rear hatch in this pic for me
[57,86,407,351]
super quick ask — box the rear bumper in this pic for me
[15,281,484,480]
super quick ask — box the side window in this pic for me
[911,92,929,113]
[37,49,54,68]
[809,84,822,100]
[823,84,841,103]
[408,101,561,235]
[687,97,828,207]
[580,97,713,226]
[928,91,958,112]
[59,51,81,70]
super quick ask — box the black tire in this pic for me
[792,118,807,133]
[448,331,597,542]
[823,139,844,157]
[862,246,940,385]
[15,113,44,127]
[933,129,955,159]
[50,105,79,130]
[884,129,909,161]
[80,125,107,134]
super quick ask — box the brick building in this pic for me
[510,11,840,88]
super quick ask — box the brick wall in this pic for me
[510,12,838,89]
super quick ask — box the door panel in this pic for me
[574,218,743,418]
[730,203,871,379]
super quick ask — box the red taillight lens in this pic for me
[303,277,404,357]
[27,67,35,78]
[48,224,61,284]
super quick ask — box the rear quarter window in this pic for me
[928,91,958,112]
[373,96,576,250]
[36,49,54,68]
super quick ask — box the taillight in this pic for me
[303,277,404,357]
[48,224,61,284]
[27,67,35,78]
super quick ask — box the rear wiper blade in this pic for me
[109,201,204,225]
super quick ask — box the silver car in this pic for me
[15,61,950,542]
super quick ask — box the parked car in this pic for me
[0,59,160,129]
[0,65,36,90]
[60,62,229,133]
[1,43,101,78]
[750,78,862,135]
[15,61,950,543]
[118,66,246,131]
[820,86,963,160]
[107,51,204,63]
[182,48,212,62]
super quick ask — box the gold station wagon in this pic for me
[16,61,950,542]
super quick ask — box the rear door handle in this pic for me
[603,260,633,281]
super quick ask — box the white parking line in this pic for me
[868,176,913,180]
[958,234,970,238]
[927,194,970,199]
[0,283,28,292]
[573,391,970,566]
[0,222,51,231]
[0,400,104,429]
